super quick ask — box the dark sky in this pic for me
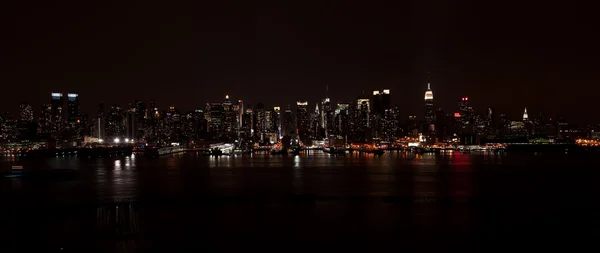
[1,0,597,122]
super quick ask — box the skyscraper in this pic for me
[18,102,36,141]
[50,92,64,135]
[208,102,224,139]
[424,82,434,124]
[523,107,529,121]
[272,106,281,138]
[371,89,391,116]
[67,93,83,139]
[222,95,233,136]
[242,107,253,139]
[67,94,80,124]
[20,103,34,122]
[253,103,265,140]
[283,105,294,137]
[296,101,309,141]
[107,104,124,139]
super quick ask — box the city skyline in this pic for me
[1,1,597,123]
[0,83,585,126]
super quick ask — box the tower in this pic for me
[523,107,529,121]
[424,78,434,124]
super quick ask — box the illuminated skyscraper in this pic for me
[20,103,34,122]
[371,89,390,116]
[253,103,265,140]
[107,104,124,139]
[222,95,233,135]
[272,106,281,138]
[282,105,294,137]
[523,107,529,121]
[296,101,309,141]
[18,102,36,141]
[50,92,64,135]
[424,82,434,124]
[208,102,224,138]
[242,107,253,139]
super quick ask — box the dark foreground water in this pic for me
[1,151,600,252]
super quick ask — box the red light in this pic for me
[454,113,461,118]
[464,97,468,101]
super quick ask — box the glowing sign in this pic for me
[67,93,78,98]
[383,89,390,94]
[297,101,308,106]
[373,91,380,95]
[51,93,62,98]
[454,113,461,118]
[408,142,420,147]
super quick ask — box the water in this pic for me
[1,151,600,252]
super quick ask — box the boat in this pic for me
[232,149,251,155]
[322,146,346,155]
[144,146,185,157]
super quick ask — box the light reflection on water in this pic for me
[3,151,594,202]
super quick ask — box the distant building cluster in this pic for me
[0,83,596,147]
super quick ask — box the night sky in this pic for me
[0,1,597,122]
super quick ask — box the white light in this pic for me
[51,92,62,97]
[125,138,129,142]
[99,139,104,143]
[373,91,380,95]
[67,93,78,98]
[383,89,390,94]
[114,138,120,143]
[297,101,308,106]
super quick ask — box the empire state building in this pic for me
[424,81,434,124]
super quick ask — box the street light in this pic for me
[114,138,120,144]
[99,139,104,143]
[125,138,130,143]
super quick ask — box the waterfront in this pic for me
[2,151,600,252]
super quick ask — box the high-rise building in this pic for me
[20,103,34,122]
[38,104,52,136]
[207,102,224,138]
[233,100,244,137]
[371,89,391,116]
[50,92,64,135]
[242,107,253,139]
[424,83,434,124]
[222,95,234,136]
[18,102,36,141]
[107,104,124,139]
[296,101,309,141]
[67,93,83,139]
[458,97,472,133]
[272,106,281,138]
[283,105,294,137]
[336,103,350,137]
[523,107,529,121]
[94,103,106,140]
[125,107,137,141]
[253,103,266,140]
[356,98,370,129]
[67,94,80,124]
